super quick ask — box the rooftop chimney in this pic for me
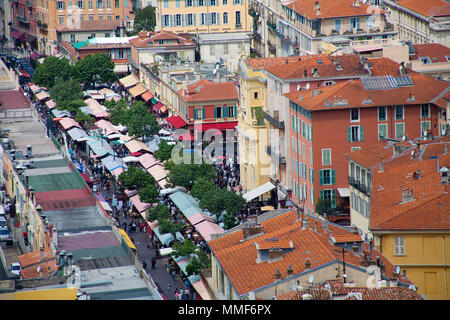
[305,258,311,270]
[287,264,293,276]
[275,268,282,280]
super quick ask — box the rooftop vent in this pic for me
[401,188,414,203]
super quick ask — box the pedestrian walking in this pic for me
[171,269,176,281]
[151,256,156,270]
[142,261,147,272]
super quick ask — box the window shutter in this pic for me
[202,108,205,119]
[331,169,335,184]
[223,106,228,118]
[193,13,196,25]
[359,126,364,141]
[319,170,324,185]
[217,12,220,24]
[214,107,217,118]
[193,109,197,119]
[182,14,185,26]
[169,15,173,27]
[234,106,237,118]
[347,126,352,142]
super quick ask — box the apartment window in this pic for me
[395,105,404,120]
[233,0,241,4]
[186,0,193,6]
[223,12,228,24]
[70,34,76,43]
[210,0,216,4]
[162,14,170,27]
[59,16,64,25]
[105,32,110,37]
[395,122,405,139]
[89,15,94,20]
[334,19,341,32]
[57,1,65,9]
[117,49,124,59]
[223,0,227,4]
[198,0,204,5]
[175,14,182,26]
[319,189,336,208]
[319,169,335,185]
[116,15,120,20]
[419,56,431,64]
[421,104,430,119]
[350,108,359,122]
[99,14,104,20]
[68,0,73,8]
[88,0,93,8]
[97,0,104,8]
[115,0,119,7]
[193,108,204,120]
[322,149,331,166]
[200,13,206,25]
[211,12,218,25]
[228,106,235,117]
[350,17,360,31]
[421,121,431,137]
[90,33,96,38]
[77,0,84,8]
[378,106,387,121]
[163,0,168,8]
[80,15,84,21]
[210,44,215,55]
[107,15,112,20]
[235,11,241,27]
[186,13,194,26]
[347,125,364,142]
[394,236,405,256]
[378,123,388,140]
[106,0,110,7]
[214,106,222,118]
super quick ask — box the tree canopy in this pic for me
[133,6,156,33]
[49,78,85,113]
[167,162,217,190]
[73,53,116,85]
[32,56,73,88]
[172,239,211,276]
[146,204,170,222]
[153,140,176,162]
[118,165,155,190]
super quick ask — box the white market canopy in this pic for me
[242,181,276,202]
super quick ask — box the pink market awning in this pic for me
[45,99,57,110]
[111,166,125,180]
[130,194,151,213]
[147,164,168,182]
[138,153,159,169]
[124,189,138,197]
[36,91,50,101]
[194,220,224,241]
[95,119,119,136]
[187,212,216,226]
[59,118,81,130]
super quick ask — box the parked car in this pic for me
[10,263,21,279]
[0,228,11,241]
[0,215,8,229]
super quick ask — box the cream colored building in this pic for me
[155,0,251,34]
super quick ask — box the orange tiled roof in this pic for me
[332,233,363,243]
[368,57,419,76]
[370,151,450,230]
[284,74,449,111]
[18,248,54,268]
[130,30,195,48]
[20,259,59,280]
[410,43,450,63]
[179,79,238,102]
[208,211,402,296]
[396,0,450,18]
[245,56,306,70]
[285,0,377,20]
[279,279,423,300]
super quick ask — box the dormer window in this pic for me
[419,56,431,64]
[255,239,294,263]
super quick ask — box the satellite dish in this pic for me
[306,83,310,90]
[308,275,314,284]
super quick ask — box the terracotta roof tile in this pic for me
[18,248,54,268]
[285,0,377,20]
[20,259,58,279]
[410,43,450,63]
[245,56,305,70]
[130,30,194,48]
[179,80,238,102]
[395,0,450,18]
[209,211,404,296]
[284,74,449,111]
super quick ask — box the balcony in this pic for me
[268,40,276,52]
[249,8,258,18]
[263,111,284,129]
[267,21,276,31]
[348,176,371,196]
[26,0,32,7]
[253,30,262,41]
[265,146,286,164]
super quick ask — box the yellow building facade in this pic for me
[155,0,251,34]
[374,232,450,300]
[236,59,270,193]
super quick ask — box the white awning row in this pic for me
[242,181,276,202]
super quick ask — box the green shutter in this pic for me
[193,109,197,119]
[331,169,335,184]
[202,108,205,119]
[347,127,352,142]
[359,126,364,141]
[319,170,324,185]
[214,107,217,118]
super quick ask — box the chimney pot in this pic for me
[305,258,311,270]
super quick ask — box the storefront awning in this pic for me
[36,91,50,101]
[196,121,238,132]
[147,164,168,182]
[45,99,56,110]
[166,115,188,129]
[337,187,350,197]
[153,101,164,112]
[119,74,138,88]
[128,83,147,98]
[11,30,25,41]
[242,181,276,202]
[141,91,154,102]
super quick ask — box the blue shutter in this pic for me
[214,107,217,118]
[202,108,205,119]
[359,126,364,141]
[182,14,184,26]
[193,13,196,25]
[347,127,352,142]
[223,106,228,118]
[319,170,324,185]
[234,106,237,118]
[217,12,220,24]
[331,169,335,184]
[193,109,197,119]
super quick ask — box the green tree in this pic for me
[191,177,217,201]
[167,163,216,190]
[153,140,176,162]
[133,6,156,33]
[32,56,73,88]
[158,218,183,237]
[185,250,211,276]
[138,184,158,204]
[74,53,116,85]
[147,204,170,222]
[172,239,197,258]
[50,78,85,113]
[75,108,95,131]
[118,165,155,190]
